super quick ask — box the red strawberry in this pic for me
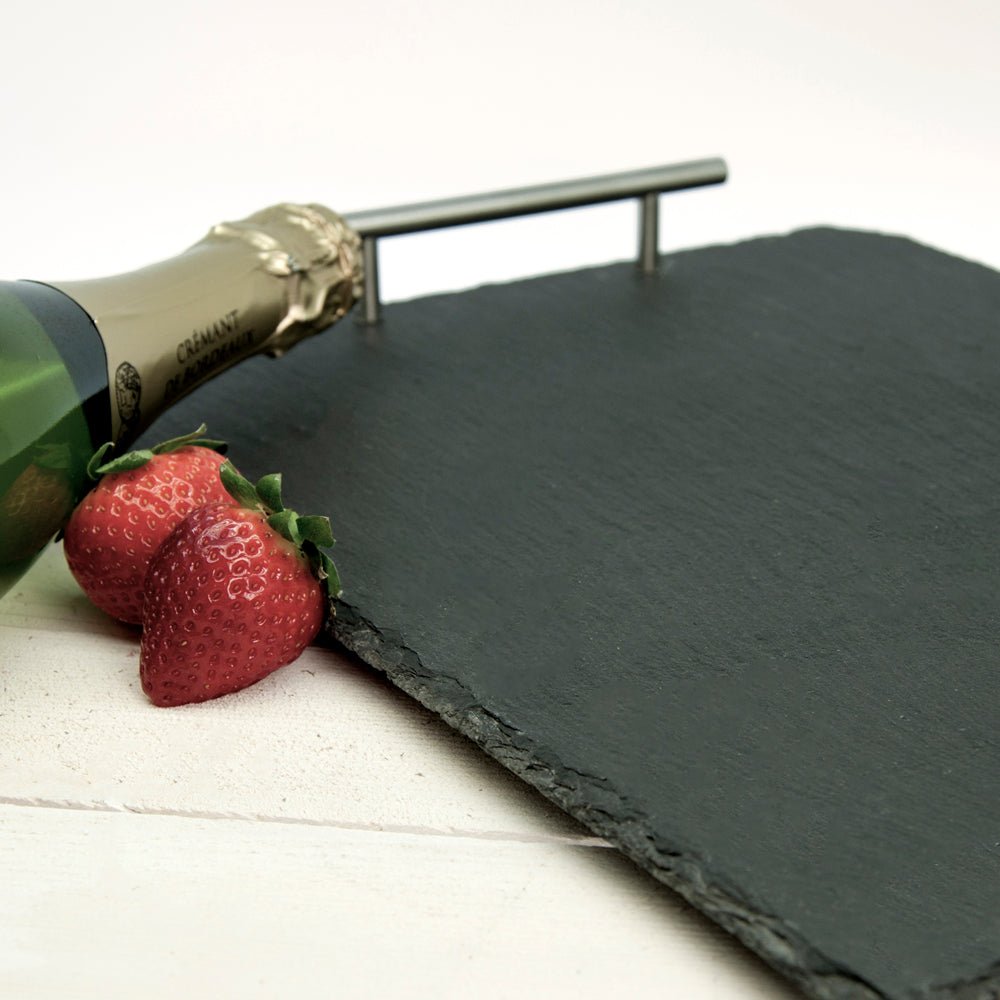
[63,425,230,624]
[139,462,341,707]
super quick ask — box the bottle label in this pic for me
[53,204,362,443]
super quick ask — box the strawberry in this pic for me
[63,425,230,625]
[139,461,341,707]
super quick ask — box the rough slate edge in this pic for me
[299,229,1000,1000]
[326,598,1000,1000]
[323,606,884,1000]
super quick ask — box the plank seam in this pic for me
[0,795,612,848]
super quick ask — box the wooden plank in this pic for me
[0,803,794,999]
[0,546,588,841]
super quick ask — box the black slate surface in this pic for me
[144,228,1000,1000]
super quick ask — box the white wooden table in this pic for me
[1,545,792,998]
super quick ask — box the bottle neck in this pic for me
[51,203,362,444]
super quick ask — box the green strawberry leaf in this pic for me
[86,425,227,481]
[220,461,261,510]
[85,442,117,480]
[267,509,301,545]
[256,474,284,514]
[94,448,157,476]
[297,515,335,549]
[315,550,343,599]
[151,424,228,456]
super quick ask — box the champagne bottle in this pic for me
[0,158,729,601]
[0,204,362,599]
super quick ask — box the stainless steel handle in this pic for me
[343,157,727,324]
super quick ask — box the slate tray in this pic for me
[144,228,1000,1000]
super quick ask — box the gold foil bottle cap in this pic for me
[53,202,364,443]
[208,203,363,356]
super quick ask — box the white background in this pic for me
[1,0,997,295]
[1,2,998,998]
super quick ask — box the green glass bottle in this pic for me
[0,204,362,600]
